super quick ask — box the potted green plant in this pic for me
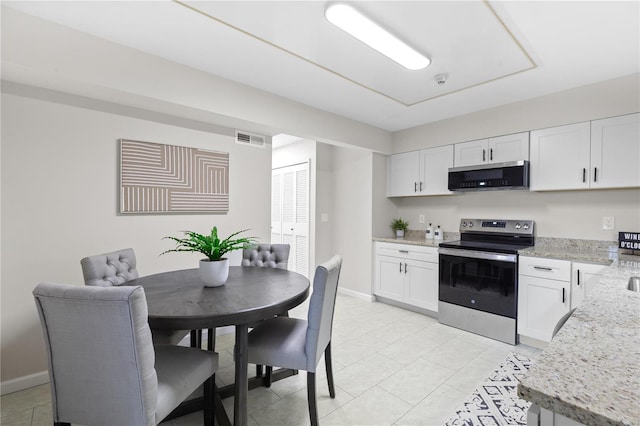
[390,218,409,238]
[162,226,257,287]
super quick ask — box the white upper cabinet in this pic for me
[387,145,453,197]
[530,122,591,191]
[387,151,420,197]
[530,114,639,191]
[454,132,529,167]
[420,145,454,196]
[590,113,640,189]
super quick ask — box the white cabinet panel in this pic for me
[518,275,570,342]
[590,113,640,189]
[488,132,530,163]
[530,122,591,191]
[571,262,606,309]
[454,139,489,167]
[374,242,438,312]
[420,145,454,195]
[387,151,420,196]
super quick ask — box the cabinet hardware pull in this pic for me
[533,266,553,271]
[490,148,493,161]
[482,149,486,162]
[404,263,408,274]
[593,167,598,182]
[398,250,409,253]
[399,262,402,273]
[577,270,581,286]
[562,288,566,304]
[582,168,586,183]
[420,181,423,191]
[414,182,417,192]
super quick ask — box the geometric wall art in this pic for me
[119,139,229,214]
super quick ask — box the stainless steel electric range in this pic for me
[438,219,535,345]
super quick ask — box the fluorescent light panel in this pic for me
[325,4,430,71]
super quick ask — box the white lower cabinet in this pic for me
[571,262,607,309]
[518,256,571,343]
[374,242,438,312]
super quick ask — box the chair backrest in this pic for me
[80,248,139,286]
[305,255,342,370]
[241,243,290,269]
[33,282,157,426]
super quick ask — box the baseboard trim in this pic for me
[338,287,374,302]
[1,370,49,395]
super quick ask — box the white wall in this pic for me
[330,147,374,296]
[387,75,640,241]
[315,143,335,267]
[0,92,272,388]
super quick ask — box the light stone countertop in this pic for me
[373,230,459,248]
[517,256,640,426]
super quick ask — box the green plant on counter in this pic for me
[390,218,409,231]
[161,226,258,261]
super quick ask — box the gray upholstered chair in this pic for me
[33,282,218,426]
[247,255,342,426]
[241,243,291,269]
[80,248,189,345]
[241,243,291,377]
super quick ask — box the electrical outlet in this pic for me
[419,214,425,224]
[602,216,615,230]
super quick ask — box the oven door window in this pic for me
[439,253,517,318]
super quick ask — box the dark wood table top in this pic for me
[128,266,310,330]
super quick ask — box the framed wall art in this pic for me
[120,139,229,214]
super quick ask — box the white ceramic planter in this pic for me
[396,229,405,238]
[199,258,229,287]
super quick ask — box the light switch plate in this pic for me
[419,214,425,224]
[602,216,615,230]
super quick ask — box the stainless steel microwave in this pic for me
[448,160,529,191]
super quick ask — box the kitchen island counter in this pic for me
[517,256,640,426]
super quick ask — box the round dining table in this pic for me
[127,266,310,426]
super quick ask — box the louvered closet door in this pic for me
[271,162,309,278]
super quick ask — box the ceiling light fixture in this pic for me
[325,4,430,71]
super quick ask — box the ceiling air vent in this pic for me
[235,130,265,148]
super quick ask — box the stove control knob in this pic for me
[462,221,467,228]
[523,223,530,230]
[515,223,521,229]
[468,222,474,228]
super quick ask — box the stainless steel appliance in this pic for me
[438,219,535,344]
[448,160,529,191]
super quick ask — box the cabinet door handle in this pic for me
[593,167,598,182]
[577,270,581,286]
[404,263,408,274]
[490,148,493,161]
[399,262,402,273]
[414,182,417,192]
[533,266,553,271]
[420,181,423,191]
[582,168,586,183]
[562,288,566,304]
[482,149,486,162]
[398,250,409,254]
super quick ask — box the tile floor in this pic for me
[1,294,541,426]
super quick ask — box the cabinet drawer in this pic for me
[375,242,438,262]
[519,256,571,281]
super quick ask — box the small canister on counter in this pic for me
[425,223,434,240]
[434,225,443,240]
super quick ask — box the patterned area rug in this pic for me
[444,352,533,426]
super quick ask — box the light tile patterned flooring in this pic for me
[1,294,541,426]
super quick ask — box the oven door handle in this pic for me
[438,247,518,263]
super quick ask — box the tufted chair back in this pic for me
[241,244,290,269]
[80,248,139,287]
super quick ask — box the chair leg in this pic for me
[307,372,319,426]
[264,366,273,387]
[203,375,215,426]
[324,341,336,398]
